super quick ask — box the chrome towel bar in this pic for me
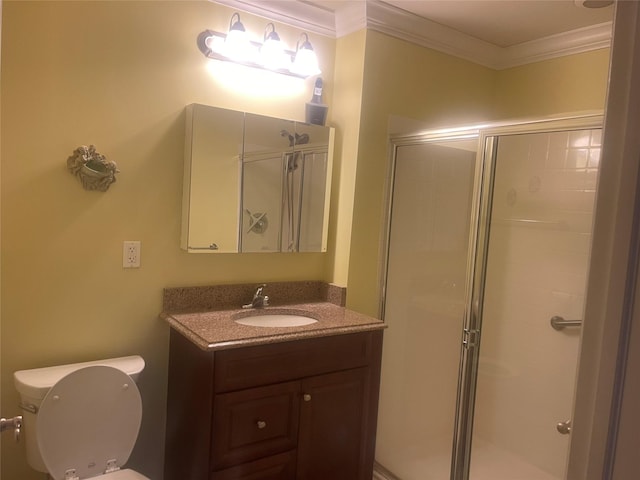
[550,316,582,330]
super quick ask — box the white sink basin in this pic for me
[234,313,318,328]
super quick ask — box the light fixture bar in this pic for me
[197,30,307,78]
[197,22,321,79]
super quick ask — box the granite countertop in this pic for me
[162,302,386,351]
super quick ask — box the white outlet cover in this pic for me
[123,241,141,268]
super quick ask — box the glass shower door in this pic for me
[376,136,477,479]
[463,127,601,480]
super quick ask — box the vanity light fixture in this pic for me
[196,13,321,78]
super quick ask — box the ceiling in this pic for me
[311,0,614,47]
[214,0,614,68]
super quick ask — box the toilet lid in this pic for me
[37,365,142,480]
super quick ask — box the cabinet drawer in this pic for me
[210,451,296,480]
[212,381,300,469]
[214,332,374,392]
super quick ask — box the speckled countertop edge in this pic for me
[162,302,386,351]
[163,281,346,312]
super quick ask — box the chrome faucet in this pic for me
[242,284,270,309]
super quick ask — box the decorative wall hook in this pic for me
[67,145,119,192]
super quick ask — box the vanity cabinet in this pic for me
[164,328,383,480]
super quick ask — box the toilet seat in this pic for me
[36,365,142,480]
[91,469,149,480]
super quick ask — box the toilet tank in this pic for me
[13,355,145,473]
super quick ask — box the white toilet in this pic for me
[14,356,150,480]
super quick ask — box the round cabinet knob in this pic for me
[256,420,267,429]
[303,394,312,402]
[556,420,572,435]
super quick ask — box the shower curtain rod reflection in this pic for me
[497,218,569,229]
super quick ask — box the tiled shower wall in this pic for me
[471,129,600,478]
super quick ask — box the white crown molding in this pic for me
[212,0,336,38]
[211,0,612,70]
[364,0,502,68]
[363,0,612,69]
[497,21,613,69]
[334,1,367,38]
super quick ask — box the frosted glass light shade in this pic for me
[224,29,253,62]
[261,37,290,71]
[292,48,320,77]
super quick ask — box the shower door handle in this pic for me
[556,419,571,435]
[550,316,582,330]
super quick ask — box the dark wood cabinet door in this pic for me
[212,381,300,470]
[296,367,370,480]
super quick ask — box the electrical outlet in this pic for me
[123,241,141,268]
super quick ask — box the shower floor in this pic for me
[375,437,562,480]
[469,438,562,480]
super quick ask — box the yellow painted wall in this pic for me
[345,31,610,317]
[325,30,366,287]
[0,2,335,478]
[493,48,610,119]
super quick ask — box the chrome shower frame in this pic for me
[376,113,603,480]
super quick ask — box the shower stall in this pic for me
[375,115,602,480]
[240,146,329,253]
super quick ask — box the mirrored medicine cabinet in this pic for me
[181,104,334,253]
